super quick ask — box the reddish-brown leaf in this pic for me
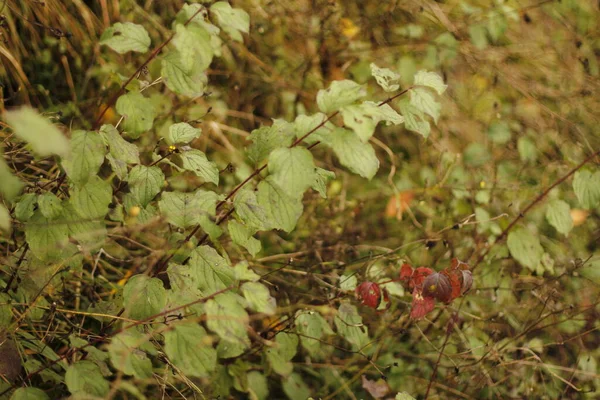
[412,267,434,288]
[410,289,436,319]
[442,268,463,301]
[361,374,390,398]
[422,272,453,303]
[461,270,473,294]
[356,281,381,308]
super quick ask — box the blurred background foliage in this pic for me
[1,0,599,398]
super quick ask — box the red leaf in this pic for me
[450,258,470,271]
[412,267,434,288]
[422,272,453,303]
[442,268,463,301]
[410,289,435,319]
[356,282,381,308]
[399,263,414,282]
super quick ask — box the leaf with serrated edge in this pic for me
[100,22,151,54]
[268,147,316,198]
[257,177,303,232]
[326,128,379,179]
[316,80,366,113]
[62,130,107,185]
[164,323,217,377]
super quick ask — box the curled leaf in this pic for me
[422,272,452,303]
[461,270,473,294]
[410,289,435,319]
[356,282,381,308]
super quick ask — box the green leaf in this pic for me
[266,332,298,376]
[293,113,334,145]
[517,136,537,163]
[241,282,275,315]
[268,147,316,198]
[229,220,261,256]
[159,190,212,229]
[70,176,112,219]
[3,107,69,157]
[396,393,417,400]
[370,63,400,92]
[340,101,404,142]
[282,373,311,400]
[546,199,573,236]
[234,261,260,282]
[0,157,23,201]
[173,24,214,72]
[413,70,447,95]
[100,124,139,179]
[205,292,250,354]
[316,80,366,113]
[61,130,107,185]
[108,330,153,379]
[127,165,165,206]
[334,302,369,351]
[25,210,69,261]
[247,371,269,400]
[410,87,441,123]
[189,246,236,294]
[312,168,335,198]
[62,202,107,247]
[179,149,219,185]
[487,120,511,144]
[65,361,109,397]
[573,169,600,210]
[257,177,303,232]
[10,388,49,400]
[399,99,431,138]
[326,128,379,180]
[164,323,217,377]
[115,92,157,138]
[507,226,544,272]
[469,24,489,50]
[161,50,208,97]
[210,2,250,42]
[295,310,334,358]
[123,275,167,320]
[0,204,10,232]
[234,189,270,231]
[14,193,37,222]
[167,122,201,145]
[37,193,62,219]
[247,120,295,165]
[100,22,151,54]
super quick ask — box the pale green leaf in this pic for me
[189,246,235,294]
[247,371,269,400]
[295,310,334,358]
[234,261,260,282]
[0,157,23,201]
[229,220,261,256]
[546,199,573,235]
[14,193,37,222]
[326,128,379,180]
[173,24,213,72]
[161,51,208,97]
[210,2,250,42]
[3,107,69,157]
[266,332,298,376]
[115,91,156,138]
[413,70,447,95]
[25,209,69,261]
[100,22,150,54]
[396,393,417,400]
[107,330,153,379]
[268,147,316,198]
[487,120,511,144]
[234,189,270,231]
[247,119,295,165]
[164,323,217,377]
[517,136,537,163]
[167,122,201,145]
[179,149,219,185]
[127,165,165,206]
[65,361,109,397]
[294,113,335,145]
[334,302,369,351]
[99,124,139,176]
[339,274,358,291]
[507,226,544,272]
[37,192,62,219]
[370,63,400,92]
[573,169,600,210]
[312,168,335,198]
[340,101,404,142]
[410,87,441,123]
[159,191,207,229]
[0,204,10,233]
[241,282,275,315]
[70,176,112,219]
[205,292,250,353]
[61,130,107,185]
[469,24,488,50]
[282,373,311,400]
[399,99,431,138]
[257,177,303,232]
[316,80,366,113]
[10,388,49,400]
[62,202,107,248]
[123,275,167,320]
